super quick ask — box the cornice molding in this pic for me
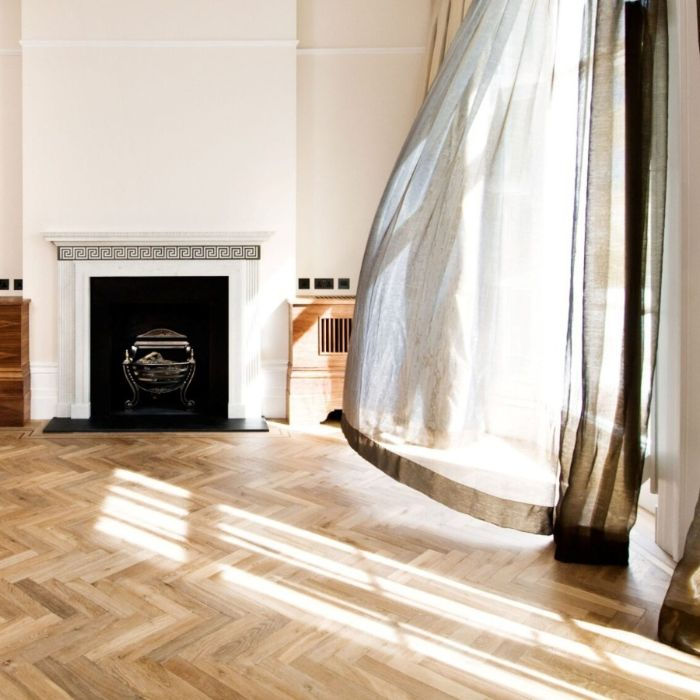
[21,39,297,49]
[18,41,424,55]
[298,46,425,56]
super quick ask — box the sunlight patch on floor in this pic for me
[95,469,192,563]
[109,484,190,517]
[88,470,700,698]
[95,516,188,562]
[219,564,606,700]
[217,503,563,622]
[113,468,191,498]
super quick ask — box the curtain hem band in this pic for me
[342,416,554,536]
[658,606,700,656]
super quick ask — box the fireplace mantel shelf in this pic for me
[45,231,274,245]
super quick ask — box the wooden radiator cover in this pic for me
[0,299,30,426]
[287,297,355,425]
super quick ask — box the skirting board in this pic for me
[31,360,288,420]
[30,363,59,420]
[261,360,288,419]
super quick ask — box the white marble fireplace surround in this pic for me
[45,231,272,420]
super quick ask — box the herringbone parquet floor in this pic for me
[0,420,697,699]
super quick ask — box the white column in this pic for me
[243,259,262,419]
[71,265,91,418]
[56,260,75,417]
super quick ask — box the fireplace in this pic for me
[45,231,271,429]
[90,276,228,419]
[123,329,196,410]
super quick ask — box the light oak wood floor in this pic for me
[0,421,697,699]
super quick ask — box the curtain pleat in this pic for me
[554,0,668,566]
[425,0,474,93]
[555,2,627,562]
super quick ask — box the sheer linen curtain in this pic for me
[344,0,668,556]
[343,0,585,535]
[554,0,668,565]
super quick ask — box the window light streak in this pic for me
[103,496,188,538]
[235,549,698,697]
[217,529,573,647]
[363,551,563,621]
[222,566,400,643]
[258,574,696,700]
[95,516,187,562]
[220,565,605,700]
[284,578,403,626]
[572,619,700,666]
[216,504,697,670]
[216,533,377,594]
[378,581,603,663]
[219,535,406,627]
[108,485,190,517]
[398,621,606,700]
[217,504,563,622]
[218,504,358,553]
[216,522,604,665]
[87,482,700,693]
[113,469,191,498]
[608,654,700,697]
[218,523,374,585]
[227,566,699,700]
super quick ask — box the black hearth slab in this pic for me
[43,416,269,434]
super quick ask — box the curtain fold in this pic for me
[425,0,474,93]
[554,0,668,565]
[344,0,585,535]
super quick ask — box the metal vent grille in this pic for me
[319,316,352,355]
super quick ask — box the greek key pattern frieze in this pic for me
[58,245,260,261]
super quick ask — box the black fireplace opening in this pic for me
[90,276,229,420]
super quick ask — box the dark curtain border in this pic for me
[659,493,700,655]
[342,416,554,536]
[554,0,667,567]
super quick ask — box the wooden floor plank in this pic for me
[0,421,694,699]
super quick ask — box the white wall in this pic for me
[0,0,22,295]
[20,0,296,41]
[18,0,431,419]
[656,0,700,559]
[296,0,430,295]
[21,0,297,417]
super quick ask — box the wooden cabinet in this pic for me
[0,299,30,426]
[287,297,354,425]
